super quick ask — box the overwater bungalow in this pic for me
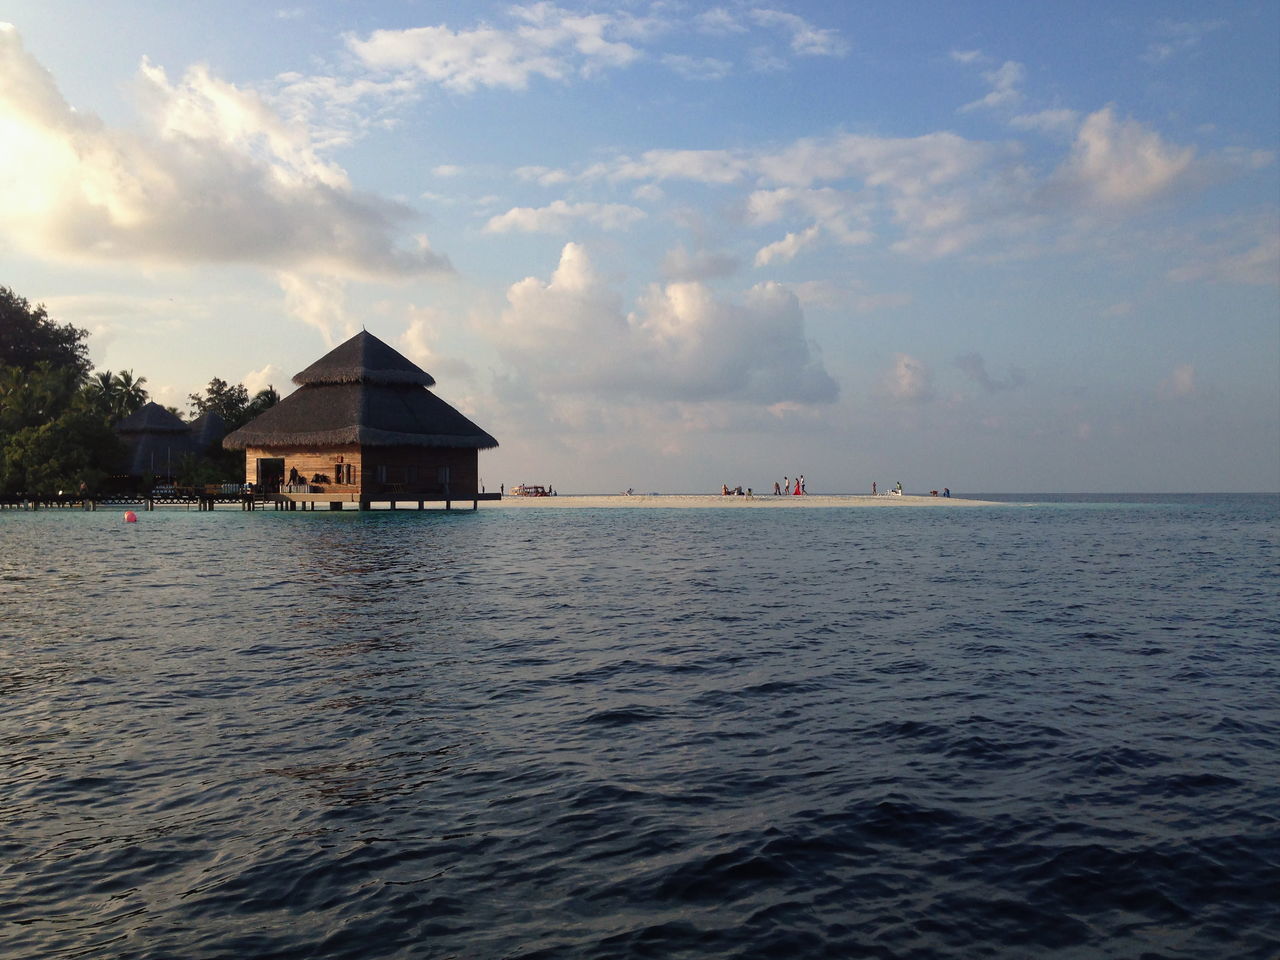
[222,331,498,510]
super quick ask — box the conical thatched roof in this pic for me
[115,401,188,434]
[223,331,497,451]
[188,410,227,452]
[293,330,436,387]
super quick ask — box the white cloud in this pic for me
[484,200,646,233]
[1010,108,1080,136]
[950,49,984,65]
[243,363,286,395]
[278,272,354,346]
[749,9,848,57]
[1050,107,1195,207]
[747,186,873,245]
[486,243,837,405]
[754,224,820,266]
[960,60,1025,113]
[882,353,934,402]
[593,148,748,184]
[398,306,476,383]
[515,164,572,186]
[347,6,643,93]
[0,26,449,278]
[696,8,747,36]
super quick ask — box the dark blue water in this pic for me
[2,495,1277,959]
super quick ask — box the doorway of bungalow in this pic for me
[256,458,285,493]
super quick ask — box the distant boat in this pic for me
[510,484,550,497]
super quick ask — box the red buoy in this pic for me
[124,511,137,523]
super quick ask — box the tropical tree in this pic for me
[243,385,281,423]
[188,378,278,431]
[112,370,149,420]
[0,289,122,494]
[189,377,250,426]
[0,286,91,381]
[1,405,122,495]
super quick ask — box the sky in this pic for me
[0,1,1276,493]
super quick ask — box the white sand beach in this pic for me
[487,494,999,509]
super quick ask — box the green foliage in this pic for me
[189,378,279,431]
[84,369,150,423]
[189,377,250,426]
[1,406,122,495]
[0,362,82,436]
[0,286,91,381]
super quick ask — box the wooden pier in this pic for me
[0,491,503,512]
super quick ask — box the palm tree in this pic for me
[112,370,148,420]
[86,370,117,419]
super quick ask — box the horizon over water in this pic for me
[1,493,1277,959]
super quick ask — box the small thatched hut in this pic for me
[222,331,497,508]
[114,401,193,482]
[113,402,229,486]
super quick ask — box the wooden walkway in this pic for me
[0,492,504,512]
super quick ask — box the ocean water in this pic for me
[1,494,1277,960]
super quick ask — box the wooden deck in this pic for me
[0,491,504,512]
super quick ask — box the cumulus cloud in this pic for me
[754,224,820,266]
[882,353,934,402]
[1050,107,1195,207]
[278,272,355,346]
[960,60,1025,113]
[0,25,449,278]
[486,243,837,405]
[243,363,286,395]
[398,305,476,382]
[484,200,646,233]
[346,6,643,92]
[954,352,1025,392]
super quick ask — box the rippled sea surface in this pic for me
[2,494,1278,959]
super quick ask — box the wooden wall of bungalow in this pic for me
[243,444,479,496]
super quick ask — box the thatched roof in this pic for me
[293,330,436,387]
[115,401,188,434]
[188,410,227,452]
[224,331,497,451]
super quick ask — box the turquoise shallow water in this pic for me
[1,495,1277,959]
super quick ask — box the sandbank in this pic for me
[486,494,999,509]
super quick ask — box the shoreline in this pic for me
[485,493,1001,509]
